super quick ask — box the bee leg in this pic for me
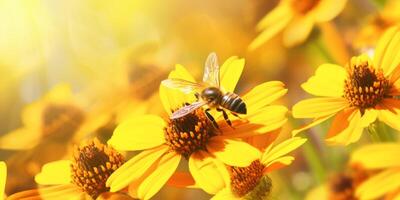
[194,92,200,100]
[205,108,219,129]
[217,108,233,128]
[230,112,242,119]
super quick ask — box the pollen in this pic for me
[229,160,271,199]
[291,0,321,14]
[71,138,125,199]
[41,104,85,139]
[164,106,217,158]
[344,55,389,113]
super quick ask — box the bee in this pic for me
[161,52,247,127]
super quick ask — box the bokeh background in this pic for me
[0,0,396,199]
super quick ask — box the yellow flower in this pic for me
[354,0,400,51]
[106,55,289,199]
[292,26,400,145]
[210,137,306,200]
[0,83,85,150]
[249,0,347,49]
[350,143,400,200]
[305,165,372,200]
[7,138,125,200]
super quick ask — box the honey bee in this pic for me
[161,52,246,127]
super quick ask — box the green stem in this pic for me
[302,135,326,184]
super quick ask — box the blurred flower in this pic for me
[292,26,400,145]
[106,55,288,199]
[0,83,85,150]
[249,0,347,49]
[350,143,400,200]
[305,165,372,200]
[7,138,125,200]
[353,0,400,51]
[211,137,306,200]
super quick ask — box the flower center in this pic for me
[328,166,370,200]
[343,56,390,113]
[41,104,85,139]
[229,160,271,198]
[71,138,125,199]
[291,0,320,14]
[164,106,217,158]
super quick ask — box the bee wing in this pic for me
[203,52,220,87]
[171,101,207,119]
[162,78,203,93]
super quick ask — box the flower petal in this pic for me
[108,115,166,151]
[283,15,314,47]
[243,81,288,114]
[256,2,291,30]
[292,114,335,135]
[207,137,260,167]
[374,26,400,76]
[107,145,168,192]
[356,169,400,200]
[301,64,347,97]
[292,97,348,118]
[220,105,288,138]
[7,184,86,200]
[167,172,196,188]
[0,128,41,150]
[159,64,197,114]
[249,13,293,50]
[377,99,400,131]
[211,188,239,200]
[261,137,306,166]
[137,151,181,200]
[350,143,400,169]
[189,150,230,194]
[305,185,329,200]
[312,0,347,22]
[35,160,71,185]
[220,56,245,93]
[326,109,376,145]
[0,162,6,199]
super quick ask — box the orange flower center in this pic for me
[41,104,85,139]
[71,138,125,199]
[229,160,271,198]
[164,106,217,158]
[291,0,320,14]
[343,56,389,113]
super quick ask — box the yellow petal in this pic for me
[160,64,198,114]
[43,83,73,103]
[220,57,244,93]
[207,137,261,167]
[0,128,41,150]
[249,13,293,50]
[7,184,85,200]
[257,2,291,30]
[189,150,230,194]
[221,105,288,138]
[107,145,168,192]
[137,152,181,200]
[312,0,347,22]
[356,169,400,200]
[374,26,400,76]
[378,109,400,132]
[261,137,306,166]
[283,15,314,47]
[0,162,6,200]
[292,97,347,118]
[243,81,288,114]
[211,188,239,200]
[35,160,71,185]
[301,64,347,97]
[108,115,166,151]
[21,101,43,129]
[350,143,400,169]
[292,114,335,135]
[326,109,374,145]
[305,185,329,200]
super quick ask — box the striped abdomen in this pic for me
[220,92,247,114]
